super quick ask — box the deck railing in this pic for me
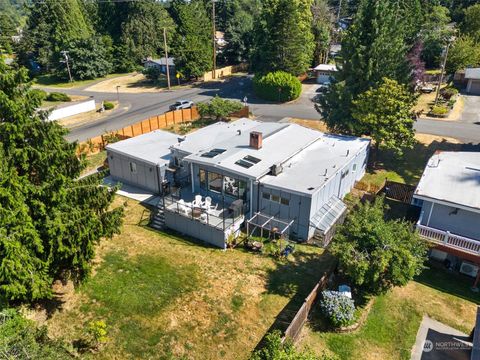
[416,224,480,254]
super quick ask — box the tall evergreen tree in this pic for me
[0,59,123,302]
[169,0,213,79]
[253,0,315,76]
[17,0,92,72]
[222,0,261,65]
[312,0,334,65]
[319,0,411,134]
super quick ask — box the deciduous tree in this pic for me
[446,35,480,75]
[330,197,427,295]
[352,78,417,155]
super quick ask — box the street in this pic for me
[42,76,480,144]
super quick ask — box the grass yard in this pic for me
[80,151,106,176]
[33,73,129,89]
[44,197,335,359]
[298,265,480,360]
[361,133,465,188]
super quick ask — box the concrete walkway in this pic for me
[411,316,472,360]
[103,175,160,206]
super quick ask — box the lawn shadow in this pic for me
[374,140,480,185]
[415,262,480,305]
[253,249,336,351]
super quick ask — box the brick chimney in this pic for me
[250,131,262,150]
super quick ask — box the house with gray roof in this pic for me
[107,119,370,248]
[413,151,480,283]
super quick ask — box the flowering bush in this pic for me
[319,291,356,328]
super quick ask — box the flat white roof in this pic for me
[106,130,179,166]
[178,119,325,179]
[465,68,480,80]
[314,64,337,72]
[414,152,480,210]
[261,134,370,196]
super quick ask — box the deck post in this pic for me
[444,231,450,244]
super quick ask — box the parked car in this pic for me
[169,100,194,111]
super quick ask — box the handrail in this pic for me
[417,224,480,254]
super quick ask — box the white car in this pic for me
[169,100,194,111]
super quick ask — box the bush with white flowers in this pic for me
[320,290,356,328]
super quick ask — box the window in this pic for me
[129,162,137,173]
[281,198,290,206]
[208,172,222,193]
[224,176,239,197]
[262,192,270,200]
[238,180,247,199]
[271,195,280,203]
[352,163,357,173]
[199,169,207,190]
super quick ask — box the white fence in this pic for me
[47,99,96,121]
[417,224,480,254]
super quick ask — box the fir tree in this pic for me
[253,0,315,76]
[0,59,123,302]
[169,0,213,79]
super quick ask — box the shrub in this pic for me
[197,95,243,120]
[253,71,302,102]
[103,101,114,110]
[142,66,164,83]
[30,89,47,101]
[320,291,356,328]
[440,87,459,101]
[430,105,449,116]
[46,92,71,102]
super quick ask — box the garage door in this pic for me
[468,79,480,95]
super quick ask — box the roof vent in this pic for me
[177,136,186,143]
[250,131,263,150]
[270,164,283,176]
[346,149,350,156]
[237,130,242,135]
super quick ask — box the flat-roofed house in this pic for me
[107,119,370,248]
[413,151,480,284]
[465,68,480,95]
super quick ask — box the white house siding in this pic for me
[419,200,480,241]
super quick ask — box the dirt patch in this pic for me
[85,73,168,94]
[58,101,122,128]
[415,133,461,145]
[289,118,329,132]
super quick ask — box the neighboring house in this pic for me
[465,68,480,95]
[215,31,227,48]
[144,57,175,75]
[313,64,337,84]
[413,151,480,283]
[108,119,370,248]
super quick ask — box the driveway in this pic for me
[460,95,480,124]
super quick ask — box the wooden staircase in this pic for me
[150,199,166,230]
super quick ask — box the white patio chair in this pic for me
[203,197,212,210]
[193,195,203,207]
[200,213,208,223]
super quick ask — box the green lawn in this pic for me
[33,73,129,89]
[45,197,335,360]
[80,151,106,176]
[361,136,468,188]
[299,265,479,360]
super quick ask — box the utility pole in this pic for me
[61,50,73,83]
[212,0,217,80]
[434,38,454,106]
[337,0,342,23]
[163,27,171,90]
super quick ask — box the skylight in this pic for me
[201,148,226,158]
[235,159,254,168]
[244,155,261,164]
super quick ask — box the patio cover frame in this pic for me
[246,212,294,240]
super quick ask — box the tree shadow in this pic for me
[374,140,480,185]
[415,261,480,305]
[253,249,336,351]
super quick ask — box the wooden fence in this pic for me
[383,181,416,204]
[282,272,331,343]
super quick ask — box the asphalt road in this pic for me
[41,76,480,144]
